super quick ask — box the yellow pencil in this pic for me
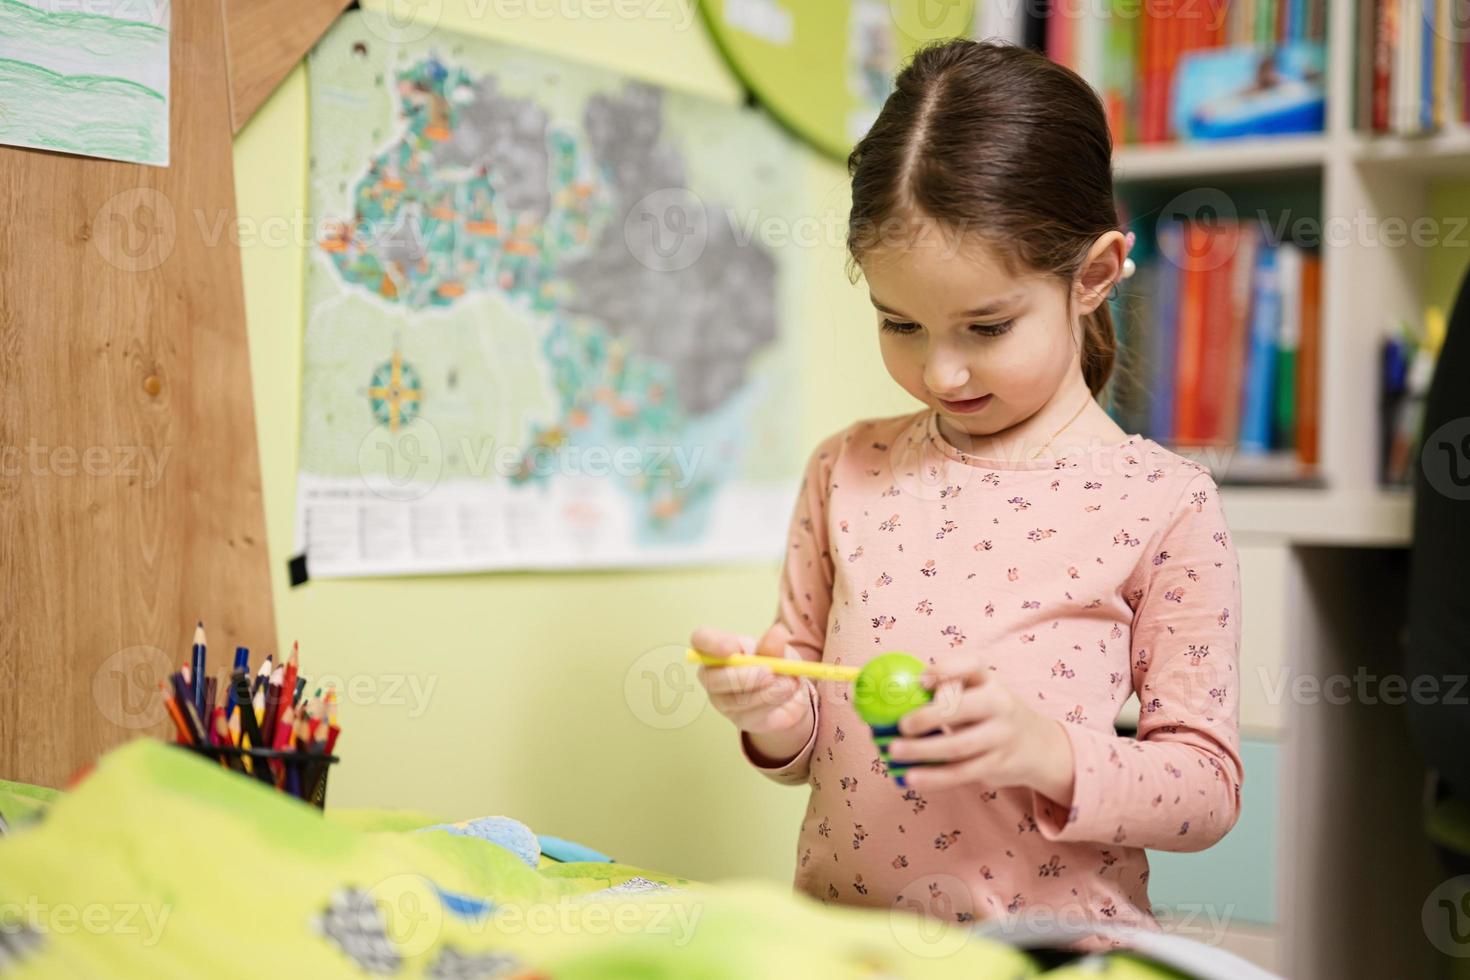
[685,648,860,683]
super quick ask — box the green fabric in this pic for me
[0,777,60,824]
[0,740,1038,978]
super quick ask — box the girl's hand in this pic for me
[885,654,1076,803]
[690,624,814,737]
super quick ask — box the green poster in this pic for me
[699,0,976,160]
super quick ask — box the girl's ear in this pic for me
[1074,230,1126,316]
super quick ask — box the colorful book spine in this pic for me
[1048,0,1077,68]
[1173,223,1212,443]
[1463,17,1470,124]
[1297,252,1321,466]
[1239,241,1281,453]
[1108,0,1138,141]
[1195,222,1241,443]
[1434,0,1450,130]
[1139,0,1161,142]
[1256,0,1277,49]
[1373,0,1395,131]
[1421,0,1436,132]
[1150,223,1184,443]
[1358,0,1379,130]
[1124,219,1318,468]
[1220,226,1259,446]
[1273,242,1302,450]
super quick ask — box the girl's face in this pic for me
[861,223,1101,441]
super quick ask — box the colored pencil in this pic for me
[281,643,300,714]
[252,655,273,699]
[171,626,340,804]
[170,673,208,746]
[230,670,272,782]
[191,622,207,715]
[685,648,860,683]
[161,684,194,745]
[226,647,250,715]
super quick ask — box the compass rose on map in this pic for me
[367,349,423,432]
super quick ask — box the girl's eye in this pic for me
[971,320,1014,337]
[880,319,920,335]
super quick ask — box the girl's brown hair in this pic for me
[846,40,1120,395]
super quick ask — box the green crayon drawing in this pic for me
[0,0,169,166]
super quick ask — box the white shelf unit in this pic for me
[1114,133,1332,181]
[1106,40,1458,548]
[1087,3,1457,977]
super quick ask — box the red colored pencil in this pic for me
[281,642,300,712]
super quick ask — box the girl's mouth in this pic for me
[936,394,992,414]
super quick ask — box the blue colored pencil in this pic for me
[190,622,207,716]
[226,647,249,716]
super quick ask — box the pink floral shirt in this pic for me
[742,410,1243,936]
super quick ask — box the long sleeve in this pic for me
[1033,469,1244,851]
[739,433,840,785]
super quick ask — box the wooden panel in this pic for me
[223,0,353,133]
[0,0,275,787]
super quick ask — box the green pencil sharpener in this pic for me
[853,651,934,788]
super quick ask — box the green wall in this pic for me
[1428,180,1470,312]
[233,0,917,884]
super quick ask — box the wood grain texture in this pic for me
[0,0,276,787]
[223,0,353,133]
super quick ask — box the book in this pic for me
[1357,0,1379,130]
[1195,222,1242,443]
[1297,252,1321,466]
[1120,219,1317,470]
[1373,0,1395,131]
[1173,223,1213,443]
[1150,223,1185,442]
[1273,242,1303,450]
[1220,226,1259,445]
[1039,0,1338,145]
[1239,241,1281,453]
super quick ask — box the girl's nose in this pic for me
[923,349,971,396]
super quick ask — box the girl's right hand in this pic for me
[690,624,814,736]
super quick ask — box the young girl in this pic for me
[691,40,1242,939]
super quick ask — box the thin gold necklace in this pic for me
[1027,396,1093,460]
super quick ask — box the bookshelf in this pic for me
[1097,0,1467,550]
[1114,133,1331,181]
[994,1,1463,977]
[1351,127,1470,174]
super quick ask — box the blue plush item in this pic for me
[430,883,497,920]
[420,816,541,868]
[537,834,614,864]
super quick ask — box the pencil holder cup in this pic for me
[853,652,934,788]
[174,743,339,809]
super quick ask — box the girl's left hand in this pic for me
[886,654,1076,804]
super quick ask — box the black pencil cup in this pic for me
[173,743,340,809]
